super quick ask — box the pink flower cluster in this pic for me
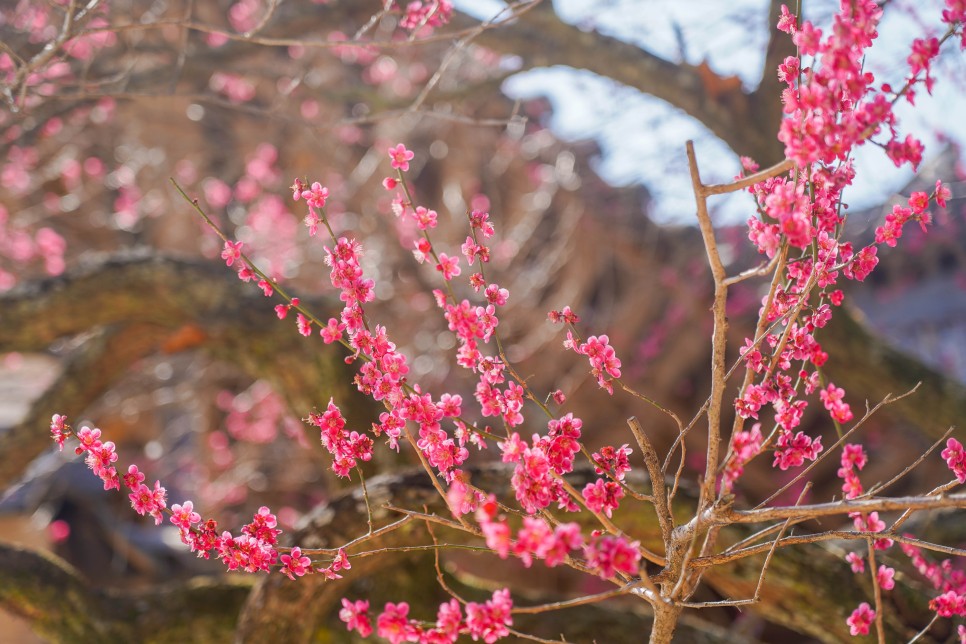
[942,438,966,483]
[51,414,361,578]
[902,539,966,617]
[819,383,853,424]
[720,424,763,493]
[306,398,374,478]
[874,184,949,247]
[397,1,454,33]
[341,589,511,644]
[566,333,622,394]
[772,429,823,471]
[733,3,964,490]
[581,478,624,518]
[591,444,633,481]
[475,499,640,580]
[776,2,927,170]
[0,204,66,291]
[837,443,867,499]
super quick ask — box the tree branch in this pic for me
[458,7,784,163]
[0,251,353,487]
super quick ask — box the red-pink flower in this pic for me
[877,565,896,591]
[465,589,512,643]
[436,252,461,281]
[376,602,419,644]
[935,180,951,208]
[413,206,437,230]
[581,478,624,518]
[776,4,797,33]
[584,534,641,579]
[296,313,312,337]
[773,429,823,470]
[321,317,345,344]
[942,438,966,483]
[820,383,853,423]
[340,598,373,637]
[50,414,69,451]
[221,240,243,267]
[170,500,201,531]
[931,590,966,618]
[846,602,875,636]
[845,551,865,574]
[300,181,328,210]
[280,546,312,580]
[388,143,414,171]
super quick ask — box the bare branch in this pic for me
[726,493,966,524]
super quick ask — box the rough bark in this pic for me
[0,250,353,489]
[0,542,252,643]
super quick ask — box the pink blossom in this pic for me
[220,240,243,267]
[461,237,489,265]
[776,4,797,33]
[578,334,622,393]
[296,313,312,337]
[321,317,345,344]
[841,444,867,471]
[300,181,328,210]
[581,478,624,518]
[340,598,373,637]
[846,602,875,636]
[484,284,508,306]
[413,206,437,230]
[128,480,167,525]
[935,180,951,208]
[942,438,966,483]
[592,444,633,481]
[465,589,512,644]
[50,414,69,451]
[514,517,553,568]
[170,501,201,531]
[280,546,312,580]
[820,383,853,423]
[399,0,454,32]
[721,424,763,492]
[436,252,461,280]
[431,599,463,642]
[877,565,895,591]
[468,210,495,237]
[388,144,414,172]
[584,534,641,579]
[845,551,865,574]
[773,429,822,470]
[376,602,419,644]
[931,590,966,618]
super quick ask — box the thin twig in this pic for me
[863,427,955,498]
[357,466,374,535]
[908,614,939,643]
[298,516,415,555]
[691,530,966,568]
[511,585,636,615]
[627,417,673,543]
[754,385,921,508]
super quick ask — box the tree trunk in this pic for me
[649,603,683,644]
